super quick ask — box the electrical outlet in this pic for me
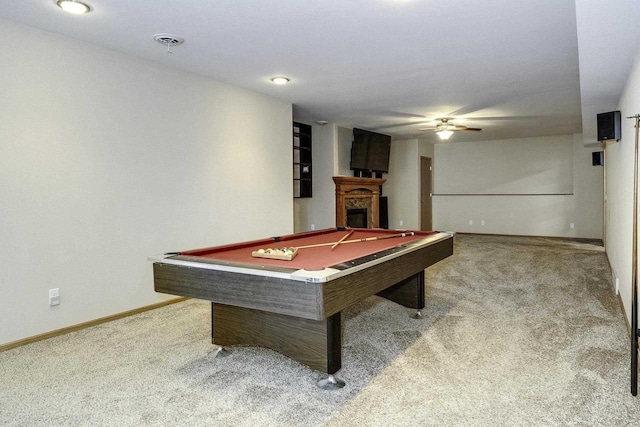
[481,220,485,226]
[615,277,620,295]
[310,224,315,230]
[49,288,60,307]
[399,220,403,226]
[469,220,473,226]
[570,222,575,229]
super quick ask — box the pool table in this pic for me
[150,227,453,388]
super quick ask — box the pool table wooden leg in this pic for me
[211,302,342,375]
[375,270,425,313]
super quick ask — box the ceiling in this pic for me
[2,0,639,143]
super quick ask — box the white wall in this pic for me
[384,134,603,238]
[296,124,412,232]
[419,139,435,162]
[297,125,603,241]
[0,20,293,345]
[380,138,435,231]
[297,125,404,231]
[432,134,603,238]
[606,50,640,324]
[385,139,420,229]
[435,136,574,195]
[302,128,602,239]
[293,123,337,232]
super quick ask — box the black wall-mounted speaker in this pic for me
[592,151,604,166]
[597,111,621,141]
[379,196,388,229]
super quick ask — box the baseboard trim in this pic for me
[454,232,603,246]
[0,297,188,353]
[603,252,631,331]
[618,292,631,333]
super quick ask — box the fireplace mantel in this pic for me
[333,176,386,228]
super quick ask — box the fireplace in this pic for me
[346,208,368,228]
[333,176,386,228]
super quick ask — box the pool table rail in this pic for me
[153,263,326,320]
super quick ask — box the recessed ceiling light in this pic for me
[271,77,290,85]
[56,0,91,14]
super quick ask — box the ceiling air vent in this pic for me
[153,33,184,53]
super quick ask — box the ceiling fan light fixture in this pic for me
[56,0,91,14]
[436,130,454,140]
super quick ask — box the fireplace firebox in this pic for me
[346,208,368,228]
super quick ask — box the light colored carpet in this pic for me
[1,234,638,426]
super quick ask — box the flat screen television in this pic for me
[350,128,391,173]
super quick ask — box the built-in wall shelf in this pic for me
[293,122,312,198]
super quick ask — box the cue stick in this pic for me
[629,114,640,396]
[296,232,415,249]
[331,230,354,250]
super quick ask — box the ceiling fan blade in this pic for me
[377,111,427,119]
[462,127,482,131]
[374,120,431,130]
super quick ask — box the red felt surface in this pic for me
[181,228,435,271]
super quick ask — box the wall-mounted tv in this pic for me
[350,128,391,173]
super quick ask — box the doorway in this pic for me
[420,156,433,231]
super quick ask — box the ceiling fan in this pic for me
[420,118,482,140]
